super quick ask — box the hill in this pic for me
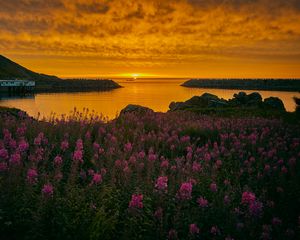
[0,55,60,81]
[0,55,121,92]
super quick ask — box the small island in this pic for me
[182,79,300,92]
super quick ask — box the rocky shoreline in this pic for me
[34,79,122,93]
[182,79,300,92]
[169,92,286,112]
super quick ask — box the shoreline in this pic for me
[182,79,300,92]
[34,79,122,93]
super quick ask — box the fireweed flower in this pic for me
[154,207,163,221]
[242,191,256,204]
[27,168,38,184]
[0,162,8,172]
[93,142,100,151]
[73,150,83,163]
[34,132,44,146]
[60,140,69,151]
[168,229,178,240]
[42,184,54,197]
[272,217,282,226]
[211,226,220,235]
[9,139,17,149]
[249,200,263,217]
[18,139,29,152]
[9,153,21,165]
[148,153,157,162]
[138,151,145,159]
[192,162,202,172]
[177,182,193,200]
[210,183,218,192]
[76,139,83,149]
[124,142,133,153]
[161,160,169,169]
[197,196,209,208]
[155,176,168,193]
[91,173,102,185]
[0,148,9,160]
[189,223,200,235]
[224,195,231,205]
[54,155,63,166]
[129,194,143,209]
[100,168,107,175]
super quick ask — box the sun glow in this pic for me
[115,73,160,79]
[131,73,139,79]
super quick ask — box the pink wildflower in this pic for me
[73,150,83,163]
[148,153,157,162]
[242,191,256,204]
[161,160,169,169]
[168,229,178,240]
[154,207,163,220]
[0,148,8,159]
[0,162,8,172]
[60,140,69,151]
[9,153,21,165]
[124,142,133,152]
[76,139,83,150]
[138,151,145,159]
[211,226,220,235]
[42,184,54,197]
[197,196,209,208]
[18,139,29,152]
[54,155,63,166]
[249,200,263,217]
[210,182,218,192]
[192,161,202,172]
[27,168,38,184]
[129,194,143,209]
[189,223,200,235]
[155,176,168,193]
[91,173,102,185]
[177,182,193,200]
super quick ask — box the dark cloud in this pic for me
[75,1,110,14]
[0,0,65,13]
[0,0,299,66]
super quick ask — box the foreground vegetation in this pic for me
[0,108,299,239]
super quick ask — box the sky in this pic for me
[0,0,300,78]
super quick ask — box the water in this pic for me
[0,78,299,119]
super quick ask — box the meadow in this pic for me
[0,108,299,239]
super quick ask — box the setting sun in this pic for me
[131,73,139,79]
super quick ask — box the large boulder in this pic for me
[169,101,184,111]
[264,97,285,111]
[120,104,154,115]
[185,93,228,108]
[247,92,263,105]
[169,93,228,111]
[230,92,262,106]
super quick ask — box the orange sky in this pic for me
[1,0,300,78]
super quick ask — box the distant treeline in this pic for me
[182,79,300,92]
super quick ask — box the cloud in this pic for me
[0,0,300,76]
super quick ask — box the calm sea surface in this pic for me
[0,78,299,119]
